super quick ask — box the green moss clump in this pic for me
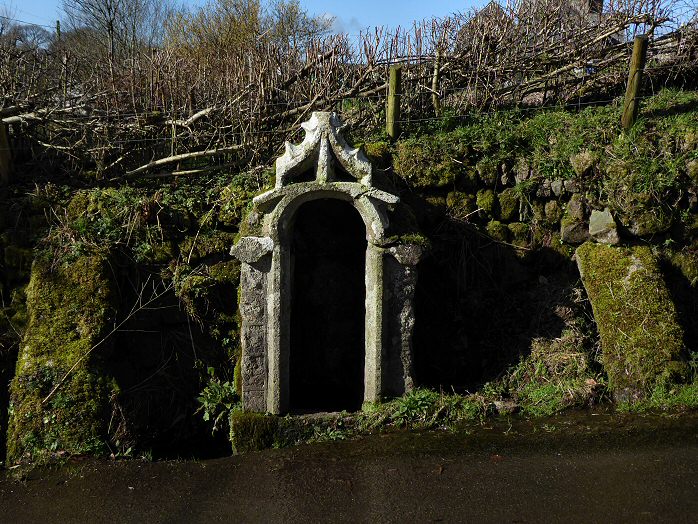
[209,260,241,284]
[486,220,509,242]
[393,134,467,188]
[446,191,476,220]
[229,411,279,453]
[575,242,687,398]
[498,188,519,221]
[617,382,698,413]
[475,158,498,185]
[362,141,392,169]
[508,223,530,247]
[178,231,238,262]
[233,358,243,397]
[7,254,117,463]
[476,189,498,217]
[65,191,92,221]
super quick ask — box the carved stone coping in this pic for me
[276,112,373,188]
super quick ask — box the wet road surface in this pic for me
[1,411,697,523]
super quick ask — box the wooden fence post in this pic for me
[431,49,443,118]
[386,65,402,140]
[621,35,648,131]
[0,124,11,186]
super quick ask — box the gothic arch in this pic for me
[231,112,423,414]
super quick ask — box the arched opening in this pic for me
[289,198,367,412]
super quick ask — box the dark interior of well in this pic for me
[290,198,367,412]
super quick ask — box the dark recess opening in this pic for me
[108,269,232,460]
[290,198,367,412]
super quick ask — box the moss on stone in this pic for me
[663,248,698,287]
[546,232,576,259]
[217,181,257,228]
[209,260,241,284]
[569,150,598,177]
[531,200,546,223]
[446,191,476,220]
[136,241,178,265]
[687,159,698,184]
[544,201,563,224]
[476,189,498,217]
[393,134,467,188]
[508,223,530,247]
[575,242,687,398]
[623,207,673,237]
[684,213,698,238]
[424,195,447,213]
[498,188,519,222]
[362,141,392,169]
[486,220,510,242]
[7,254,117,463]
[229,411,283,453]
[560,194,589,244]
[237,209,265,239]
[178,231,238,262]
[475,158,499,185]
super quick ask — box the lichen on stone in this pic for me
[569,150,598,177]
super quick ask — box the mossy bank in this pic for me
[1,88,697,461]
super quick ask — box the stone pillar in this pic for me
[231,237,273,412]
[382,244,424,397]
[363,243,384,404]
[266,242,290,415]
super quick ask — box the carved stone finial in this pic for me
[275,112,372,188]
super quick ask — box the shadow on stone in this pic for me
[411,199,582,393]
[660,254,698,359]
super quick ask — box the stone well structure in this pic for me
[231,112,423,414]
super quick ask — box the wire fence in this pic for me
[0,0,696,180]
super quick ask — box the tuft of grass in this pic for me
[617,382,698,413]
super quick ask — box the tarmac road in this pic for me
[1,411,697,523]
